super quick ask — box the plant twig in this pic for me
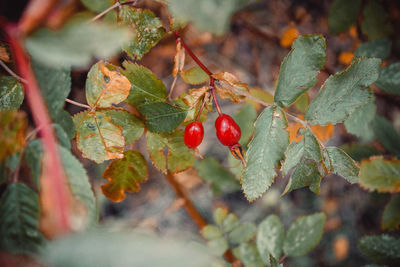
[0,59,28,83]
[65,98,91,109]
[91,0,138,22]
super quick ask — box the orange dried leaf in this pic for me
[287,115,334,142]
[338,51,354,65]
[212,72,249,103]
[280,26,299,48]
[0,46,10,62]
[173,41,185,77]
[182,86,210,107]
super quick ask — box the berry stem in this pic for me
[210,78,222,116]
[195,96,207,121]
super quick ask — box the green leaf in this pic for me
[85,61,131,108]
[237,243,264,267]
[101,109,144,144]
[81,0,113,13]
[122,62,167,106]
[26,16,132,68]
[294,93,309,113]
[0,183,45,255]
[274,35,326,107]
[283,212,326,257]
[256,214,284,261]
[361,0,393,40]
[201,225,222,240]
[359,157,400,193]
[59,146,97,227]
[328,0,361,34]
[354,39,391,60]
[221,213,239,233]
[207,237,229,256]
[146,130,194,174]
[120,6,165,60]
[372,115,400,155]
[73,110,125,163]
[180,67,209,85]
[101,150,148,202]
[194,158,240,195]
[358,235,400,265]
[213,208,228,226]
[382,194,400,230]
[344,91,376,141]
[53,110,75,139]
[234,103,257,145]
[269,255,283,267]
[241,106,289,201]
[0,76,24,111]
[228,223,257,245]
[324,147,359,184]
[137,102,187,133]
[306,57,381,125]
[375,63,400,95]
[25,140,42,189]
[53,124,71,149]
[340,143,380,162]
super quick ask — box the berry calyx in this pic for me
[184,122,204,148]
[215,114,241,146]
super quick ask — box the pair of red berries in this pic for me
[184,114,241,149]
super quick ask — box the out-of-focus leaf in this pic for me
[120,6,165,60]
[382,194,400,230]
[237,243,264,267]
[102,109,144,144]
[25,140,42,189]
[274,35,326,107]
[213,208,228,226]
[180,67,209,85]
[85,61,130,108]
[0,183,45,255]
[26,17,132,68]
[294,93,309,113]
[194,158,240,195]
[146,130,194,174]
[213,72,249,103]
[0,111,26,161]
[306,57,380,125]
[221,213,239,233]
[270,255,283,267]
[359,156,400,193]
[122,62,167,106]
[207,237,228,256]
[201,225,222,240]
[372,115,400,155]
[53,110,75,139]
[81,0,113,13]
[283,212,326,257]
[354,39,391,60]
[328,0,361,34]
[234,103,257,145]
[73,110,124,163]
[101,151,148,202]
[375,63,400,95]
[0,76,24,111]
[228,223,257,245]
[241,106,289,201]
[246,88,274,110]
[358,235,400,265]
[137,102,187,133]
[53,124,71,149]
[323,146,359,184]
[361,0,393,40]
[340,143,380,162]
[257,214,285,262]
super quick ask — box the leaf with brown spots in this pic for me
[0,110,26,161]
[212,72,249,103]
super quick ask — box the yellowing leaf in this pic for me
[86,61,131,108]
[0,111,26,161]
[338,51,354,65]
[180,67,209,85]
[101,151,148,202]
[212,72,249,103]
[73,110,124,163]
[173,41,185,77]
[280,26,299,48]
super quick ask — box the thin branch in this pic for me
[65,98,91,109]
[210,78,222,116]
[0,59,27,83]
[91,0,138,22]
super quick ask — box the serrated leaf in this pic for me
[358,235,400,265]
[53,110,75,139]
[283,212,326,257]
[359,157,400,193]
[0,183,45,255]
[81,0,113,13]
[361,0,393,40]
[306,57,380,125]
[137,102,187,133]
[340,143,380,162]
[73,110,124,163]
[180,67,209,85]
[234,103,257,145]
[146,130,194,174]
[0,111,26,161]
[207,237,229,256]
[194,158,240,195]
[26,16,132,68]
[101,109,144,144]
[256,214,285,261]
[382,194,400,230]
[120,7,165,60]
[328,0,361,34]
[85,61,131,108]
[375,63,400,95]
[274,35,326,107]
[25,140,42,189]
[228,223,257,245]
[372,115,400,155]
[324,147,359,183]
[221,213,239,233]
[122,62,167,106]
[101,150,148,202]
[354,39,391,60]
[213,72,249,103]
[241,106,289,201]
[213,208,228,226]
[0,76,24,111]
[201,225,222,240]
[237,243,264,267]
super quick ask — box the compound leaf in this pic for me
[0,76,24,111]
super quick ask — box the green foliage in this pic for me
[228,223,257,244]
[53,124,71,149]
[81,0,113,13]
[372,115,400,155]
[180,67,209,85]
[270,255,283,267]
[221,214,239,233]
[237,242,264,267]
[375,63,400,95]
[283,213,326,257]
[24,140,42,188]
[284,158,322,195]
[241,106,289,201]
[294,93,309,113]
[53,110,75,139]
[0,183,45,255]
[0,76,24,111]
[213,208,228,226]
[234,103,257,145]
[201,225,222,240]
[102,109,144,144]
[323,146,359,183]
[207,237,229,256]
[358,235,400,265]
[382,194,400,231]
[340,143,380,162]
[361,0,393,40]
[306,57,380,125]
[354,39,391,60]
[328,0,361,34]
[257,214,284,261]
[274,35,326,107]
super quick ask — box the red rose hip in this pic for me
[215,114,241,146]
[184,122,204,148]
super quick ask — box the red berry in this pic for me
[184,122,204,148]
[215,114,241,146]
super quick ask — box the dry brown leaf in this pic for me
[182,86,210,108]
[334,236,349,261]
[0,46,10,62]
[173,41,185,77]
[212,72,249,103]
[280,26,299,48]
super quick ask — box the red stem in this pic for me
[210,78,222,116]
[5,24,70,232]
